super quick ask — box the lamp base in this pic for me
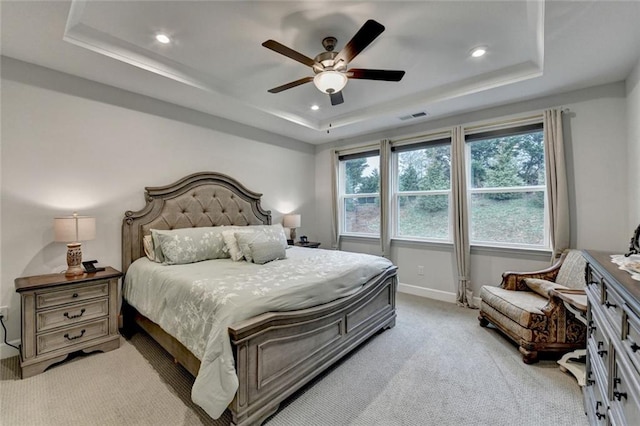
[65,242,84,277]
[290,228,297,243]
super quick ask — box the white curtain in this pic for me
[451,126,474,308]
[543,109,570,259]
[330,148,341,250]
[380,139,392,258]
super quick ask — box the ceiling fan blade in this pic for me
[330,91,344,106]
[335,20,385,65]
[262,40,317,68]
[267,76,314,93]
[347,68,405,81]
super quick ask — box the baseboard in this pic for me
[1,341,20,360]
[397,283,457,304]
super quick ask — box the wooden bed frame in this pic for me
[121,171,397,426]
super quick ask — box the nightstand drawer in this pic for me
[36,282,108,309]
[36,298,109,332]
[37,318,109,355]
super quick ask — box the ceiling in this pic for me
[1,1,639,145]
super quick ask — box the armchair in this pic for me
[478,250,587,364]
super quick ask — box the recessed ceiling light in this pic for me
[310,105,320,111]
[155,34,171,44]
[470,47,487,58]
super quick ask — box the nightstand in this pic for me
[295,241,321,248]
[14,267,122,378]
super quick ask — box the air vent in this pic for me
[399,111,429,121]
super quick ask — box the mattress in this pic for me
[123,246,393,418]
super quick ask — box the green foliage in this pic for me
[485,144,524,200]
[345,158,368,194]
[399,165,420,191]
[360,169,380,194]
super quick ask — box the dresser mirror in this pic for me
[625,223,640,257]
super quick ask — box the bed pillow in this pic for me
[235,224,288,263]
[143,234,160,262]
[222,228,253,261]
[250,241,286,264]
[151,227,228,265]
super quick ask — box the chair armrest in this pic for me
[500,252,567,291]
[524,278,569,298]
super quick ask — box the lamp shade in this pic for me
[54,214,96,243]
[313,71,348,94]
[283,214,301,228]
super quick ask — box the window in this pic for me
[393,139,452,240]
[339,150,380,236]
[466,124,547,247]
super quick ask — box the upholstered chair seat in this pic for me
[478,250,587,364]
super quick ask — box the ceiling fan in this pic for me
[262,19,405,106]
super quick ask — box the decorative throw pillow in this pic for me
[250,241,286,264]
[222,228,253,261]
[149,231,165,263]
[235,224,288,263]
[151,227,228,265]
[143,234,159,262]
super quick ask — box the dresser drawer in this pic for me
[37,318,109,355]
[586,263,604,305]
[36,282,109,309]
[36,298,109,333]
[623,304,640,375]
[609,350,640,426]
[589,310,611,369]
[585,344,610,425]
[602,281,625,335]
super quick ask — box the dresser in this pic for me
[14,267,122,378]
[583,250,640,425]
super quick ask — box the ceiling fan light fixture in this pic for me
[155,33,171,44]
[470,46,487,58]
[313,71,348,94]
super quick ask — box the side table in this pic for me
[15,267,122,378]
[550,287,588,386]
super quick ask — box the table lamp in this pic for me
[283,214,301,243]
[54,212,96,277]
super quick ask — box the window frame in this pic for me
[338,150,381,238]
[465,123,550,250]
[391,138,453,243]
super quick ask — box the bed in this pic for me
[121,171,398,425]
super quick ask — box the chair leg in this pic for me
[519,346,539,364]
[478,315,489,327]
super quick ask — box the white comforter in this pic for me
[123,247,393,418]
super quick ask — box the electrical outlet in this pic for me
[0,306,7,320]
[417,266,425,276]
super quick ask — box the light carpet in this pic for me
[0,293,586,425]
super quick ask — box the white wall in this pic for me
[627,56,640,231]
[0,59,315,354]
[315,83,630,300]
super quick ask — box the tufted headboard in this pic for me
[122,172,271,274]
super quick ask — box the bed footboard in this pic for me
[228,266,397,426]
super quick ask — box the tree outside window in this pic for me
[395,142,451,240]
[340,155,380,235]
[467,129,547,247]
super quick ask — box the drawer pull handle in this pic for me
[72,293,79,298]
[63,308,85,319]
[605,301,617,309]
[598,349,608,358]
[586,379,595,386]
[63,329,86,341]
[595,411,606,420]
[631,342,640,352]
[597,341,604,349]
[614,391,628,401]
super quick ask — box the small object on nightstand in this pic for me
[82,260,105,273]
[295,241,320,248]
[14,267,122,378]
